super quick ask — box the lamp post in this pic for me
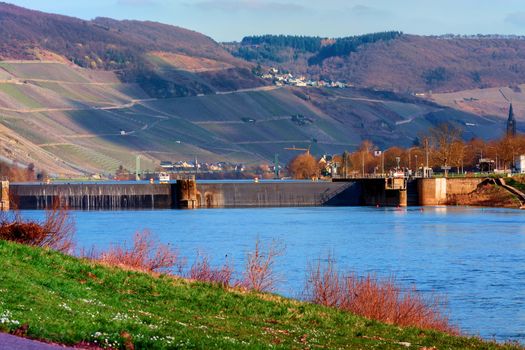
[362,151,365,177]
[408,148,411,170]
[381,151,385,176]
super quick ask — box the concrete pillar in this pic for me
[398,189,407,207]
[418,178,447,206]
[176,179,198,209]
[1,181,9,211]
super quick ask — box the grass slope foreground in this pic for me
[0,241,520,349]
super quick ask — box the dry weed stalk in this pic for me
[188,253,233,286]
[306,257,457,334]
[96,230,180,273]
[241,239,284,292]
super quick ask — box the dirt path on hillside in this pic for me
[194,115,291,125]
[214,85,279,95]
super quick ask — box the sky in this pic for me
[6,0,525,42]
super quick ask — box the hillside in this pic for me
[0,4,519,176]
[229,34,525,93]
[431,83,525,118]
[0,61,508,176]
[0,2,265,98]
[0,240,520,349]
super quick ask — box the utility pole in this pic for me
[408,148,411,170]
[135,155,141,181]
[342,151,348,179]
[425,138,429,169]
[194,156,198,176]
[361,152,365,177]
[274,153,279,179]
[381,151,384,176]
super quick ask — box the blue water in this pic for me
[21,207,525,342]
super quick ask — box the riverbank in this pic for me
[447,183,522,208]
[0,240,522,349]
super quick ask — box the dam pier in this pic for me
[2,177,485,210]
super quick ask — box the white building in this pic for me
[515,155,525,173]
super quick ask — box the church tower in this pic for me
[507,103,517,137]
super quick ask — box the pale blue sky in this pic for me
[7,0,525,41]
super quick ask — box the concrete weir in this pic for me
[8,181,362,210]
[196,182,361,208]
[6,177,487,210]
[10,183,172,210]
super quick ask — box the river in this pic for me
[21,206,525,343]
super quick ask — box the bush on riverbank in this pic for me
[0,205,74,253]
[0,240,522,349]
[305,257,457,334]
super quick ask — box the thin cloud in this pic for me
[349,5,391,18]
[190,0,306,13]
[505,12,525,27]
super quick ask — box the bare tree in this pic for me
[429,123,462,176]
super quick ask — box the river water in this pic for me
[21,207,525,342]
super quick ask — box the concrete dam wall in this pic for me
[10,183,173,210]
[6,177,487,210]
[9,181,361,210]
[196,182,361,208]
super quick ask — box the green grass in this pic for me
[0,62,89,83]
[0,84,42,108]
[41,144,122,172]
[0,240,521,349]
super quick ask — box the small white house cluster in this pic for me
[160,161,245,173]
[261,68,348,88]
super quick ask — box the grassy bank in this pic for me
[0,240,521,349]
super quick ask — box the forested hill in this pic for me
[227,33,525,93]
[0,2,264,97]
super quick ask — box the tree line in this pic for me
[308,31,403,65]
[287,123,525,179]
[240,35,323,52]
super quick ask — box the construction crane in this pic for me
[284,145,311,155]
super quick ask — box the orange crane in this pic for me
[284,145,311,155]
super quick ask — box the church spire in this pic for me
[507,103,516,137]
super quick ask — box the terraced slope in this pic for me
[0,61,507,176]
[432,84,525,121]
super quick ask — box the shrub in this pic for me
[241,239,284,292]
[0,204,75,253]
[188,253,233,287]
[94,230,181,273]
[305,257,457,334]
